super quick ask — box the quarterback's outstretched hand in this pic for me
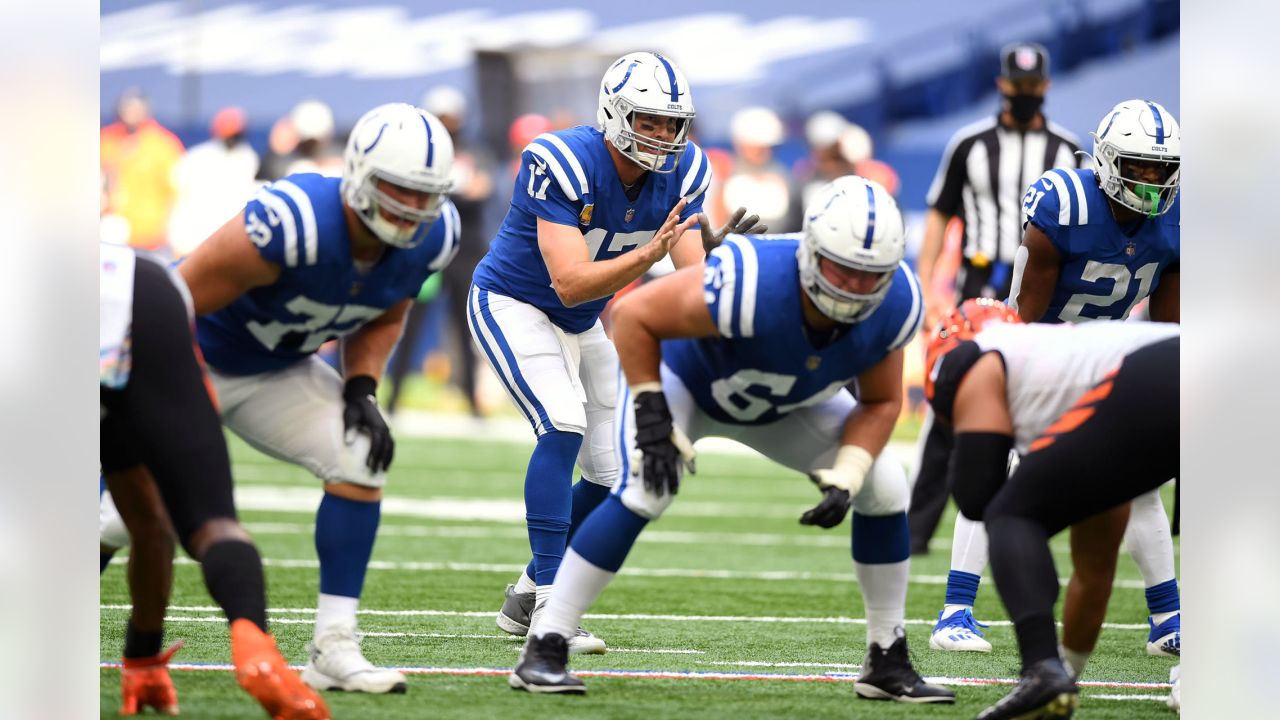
[646,198,699,264]
[799,475,852,529]
[698,207,768,252]
[631,385,695,497]
[343,375,394,473]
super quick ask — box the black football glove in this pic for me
[799,473,852,529]
[632,389,694,497]
[698,207,768,252]
[342,375,394,473]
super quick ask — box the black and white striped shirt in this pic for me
[926,115,1083,266]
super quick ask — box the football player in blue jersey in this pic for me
[508,176,954,704]
[470,51,763,654]
[929,100,1182,670]
[100,102,461,694]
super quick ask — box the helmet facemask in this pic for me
[1094,142,1180,217]
[798,251,895,324]
[351,171,451,249]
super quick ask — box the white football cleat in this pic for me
[1167,664,1180,712]
[302,621,407,694]
[1146,613,1181,657]
[929,608,993,653]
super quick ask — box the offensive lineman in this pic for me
[102,102,460,694]
[924,299,1178,718]
[509,176,953,705]
[470,51,762,652]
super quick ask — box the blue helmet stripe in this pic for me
[654,53,679,102]
[1099,111,1120,140]
[610,61,639,93]
[362,122,387,153]
[1145,101,1165,144]
[421,113,435,167]
[863,184,877,249]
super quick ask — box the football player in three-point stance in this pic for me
[929,100,1182,664]
[924,300,1178,719]
[469,51,762,654]
[100,244,328,718]
[509,176,953,705]
[102,102,461,694]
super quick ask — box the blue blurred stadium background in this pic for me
[101,0,1178,213]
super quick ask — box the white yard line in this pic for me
[95,660,1172,691]
[100,604,1149,631]
[108,554,1149,590]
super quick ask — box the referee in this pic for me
[910,42,1083,554]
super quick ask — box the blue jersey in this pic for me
[197,173,461,375]
[663,235,923,426]
[1021,167,1179,323]
[472,125,711,333]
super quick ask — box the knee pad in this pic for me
[320,433,388,488]
[851,452,909,516]
[618,479,675,520]
[577,418,619,488]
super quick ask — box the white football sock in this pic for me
[1125,488,1177,588]
[942,604,973,620]
[513,569,536,595]
[534,549,615,639]
[315,593,359,638]
[1152,610,1179,626]
[1061,645,1091,677]
[856,559,908,648]
[950,512,990,577]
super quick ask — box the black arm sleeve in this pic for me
[949,432,1015,521]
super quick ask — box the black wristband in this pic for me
[344,375,378,403]
[124,619,164,659]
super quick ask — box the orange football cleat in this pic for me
[120,640,185,716]
[231,619,330,720]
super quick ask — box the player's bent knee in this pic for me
[100,492,131,550]
[850,455,909,516]
[618,482,674,520]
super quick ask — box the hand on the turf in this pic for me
[342,375,394,473]
[120,641,184,716]
[699,207,767,252]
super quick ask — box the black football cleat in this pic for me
[508,633,586,695]
[855,630,955,703]
[496,584,535,637]
[976,658,1079,720]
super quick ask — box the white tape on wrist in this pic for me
[816,445,874,495]
[630,381,663,396]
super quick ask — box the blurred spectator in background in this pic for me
[723,106,798,232]
[908,42,1084,555]
[100,88,185,255]
[798,110,855,210]
[841,125,900,198]
[260,99,342,180]
[167,107,261,257]
[385,87,497,417]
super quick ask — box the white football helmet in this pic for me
[341,103,455,249]
[597,51,695,174]
[1090,99,1180,217]
[798,176,906,324]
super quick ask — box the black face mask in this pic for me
[1004,93,1044,125]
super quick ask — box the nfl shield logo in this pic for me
[624,208,636,223]
[579,204,594,225]
[1125,242,1136,257]
[806,356,821,370]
